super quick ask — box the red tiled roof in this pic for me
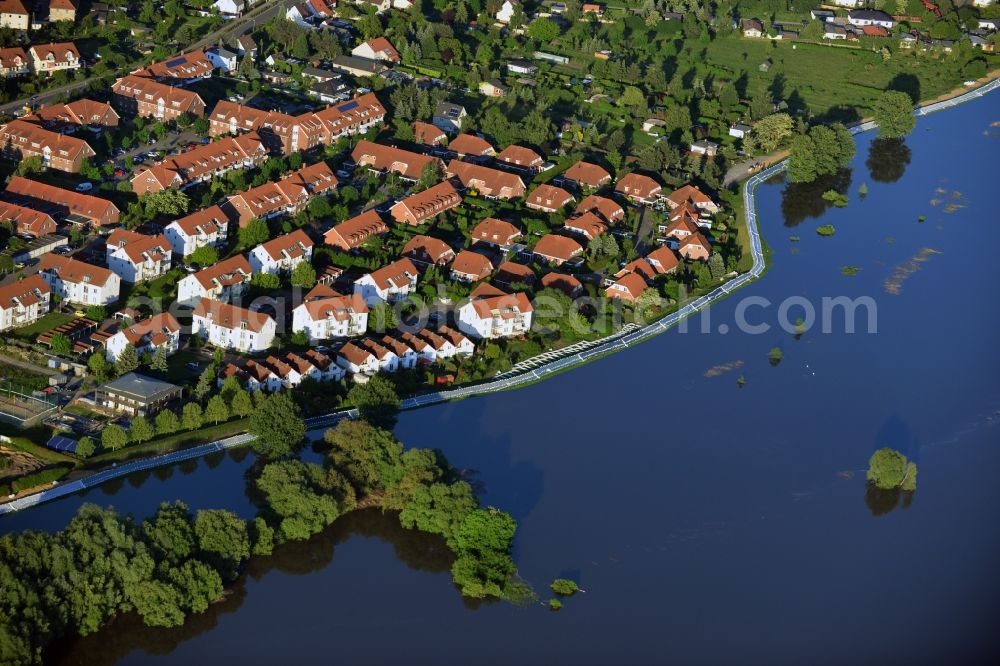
[391,181,461,225]
[302,291,368,321]
[666,184,713,208]
[352,140,438,179]
[113,75,205,115]
[446,160,525,198]
[29,42,80,67]
[117,312,180,347]
[467,282,532,320]
[413,121,446,145]
[0,275,49,311]
[563,212,608,240]
[494,261,535,286]
[402,234,455,264]
[564,161,611,188]
[171,205,228,236]
[0,119,95,163]
[448,133,495,157]
[0,47,27,70]
[470,217,520,245]
[607,272,648,301]
[534,234,583,263]
[256,229,313,261]
[526,184,573,211]
[539,272,582,296]
[39,253,114,287]
[324,209,388,249]
[360,37,400,62]
[496,145,542,168]
[0,201,55,237]
[141,50,214,80]
[191,254,252,290]
[615,172,662,200]
[451,250,493,280]
[576,194,623,223]
[365,258,419,290]
[193,297,273,333]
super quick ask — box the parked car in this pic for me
[74,182,93,192]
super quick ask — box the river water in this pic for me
[6,94,1000,664]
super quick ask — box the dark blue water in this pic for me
[9,94,1000,664]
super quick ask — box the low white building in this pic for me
[105,313,181,362]
[0,275,50,333]
[847,10,896,29]
[192,297,276,353]
[353,258,419,306]
[213,0,246,18]
[106,230,172,283]
[206,47,238,71]
[336,341,380,375]
[496,0,518,24]
[38,254,120,306]
[360,339,400,373]
[292,285,369,342]
[457,283,533,340]
[164,206,229,257]
[177,254,253,305]
[249,229,314,275]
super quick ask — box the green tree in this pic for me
[238,218,270,248]
[230,388,253,418]
[324,420,405,495]
[50,333,71,355]
[130,416,154,443]
[872,90,916,139]
[867,448,917,491]
[367,302,398,333]
[249,392,305,458]
[744,113,792,154]
[188,245,219,267]
[182,402,203,431]
[290,261,317,289]
[88,352,111,382]
[75,436,96,459]
[526,17,560,41]
[194,509,250,580]
[193,368,214,402]
[150,346,168,373]
[204,394,229,424]
[250,272,281,290]
[101,424,129,451]
[155,409,180,435]
[115,344,140,376]
[347,375,400,429]
[788,124,855,183]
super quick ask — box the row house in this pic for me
[0,275,50,333]
[457,283,533,340]
[111,75,207,121]
[0,119,95,173]
[526,184,574,213]
[446,160,525,199]
[323,208,388,251]
[29,42,81,75]
[291,284,369,343]
[353,257,420,306]
[220,349,347,392]
[378,335,419,370]
[390,181,461,226]
[470,217,521,250]
[337,340,380,376]
[5,176,120,226]
[0,47,29,78]
[132,131,267,194]
[192,297,277,353]
[448,133,495,162]
[576,194,624,224]
[351,140,440,181]
[139,50,216,82]
[608,246,680,303]
[226,162,336,227]
[38,254,120,306]
[563,160,612,189]
[105,229,172,283]
[0,201,56,237]
[32,99,120,131]
[401,234,455,267]
[104,312,181,363]
[533,234,584,266]
[615,172,662,205]
[496,145,543,173]
[164,205,229,257]
[177,254,253,305]
[450,250,494,283]
[359,338,400,373]
[249,229,314,275]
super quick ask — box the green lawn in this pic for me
[11,312,75,340]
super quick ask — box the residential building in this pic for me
[446,160,525,199]
[132,131,267,193]
[164,205,229,257]
[563,212,608,241]
[665,184,720,213]
[0,47,29,77]
[206,46,238,72]
[741,18,764,38]
[249,229,314,275]
[351,140,440,180]
[379,335,418,369]
[235,34,257,58]
[678,232,712,261]
[177,254,253,304]
[450,250,494,283]
[4,176,120,226]
[192,297,277,353]
[0,201,56,237]
[563,160,612,189]
[533,234,584,265]
[29,42,81,74]
[413,120,447,146]
[402,234,456,266]
[0,275,50,333]
[292,285,369,342]
[847,10,895,29]
[359,338,400,373]
[330,54,386,78]
[32,99,120,130]
[214,0,246,17]
[615,173,662,204]
[479,79,508,97]
[353,257,420,305]
[38,254,120,305]
[351,37,400,63]
[95,373,182,416]
[337,341,380,376]
[526,184,574,213]
[0,0,29,30]
[494,261,536,288]
[432,101,466,133]
[470,217,521,249]
[141,50,215,81]
[0,119,95,173]
[390,181,462,226]
[690,139,718,156]
[448,133,495,161]
[606,272,648,302]
[540,272,583,298]
[729,123,752,139]
[323,209,389,250]
[506,59,538,75]
[495,0,517,24]
[576,194,624,223]
[226,162,337,227]
[112,75,207,121]
[104,312,180,362]
[457,283,533,340]
[496,145,543,172]
[105,230,172,283]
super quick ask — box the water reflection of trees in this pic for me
[866,139,912,184]
[47,509,454,666]
[864,485,915,517]
[780,169,853,227]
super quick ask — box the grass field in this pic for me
[9,312,75,341]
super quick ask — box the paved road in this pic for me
[0,0,290,118]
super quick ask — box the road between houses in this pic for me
[0,0,291,118]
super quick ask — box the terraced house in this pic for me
[0,47,28,78]
[390,181,461,226]
[226,162,337,227]
[140,50,215,81]
[0,275,50,333]
[353,258,420,306]
[111,75,207,121]
[446,160,526,199]
[0,119,95,173]
[0,201,56,237]
[31,99,120,130]
[131,131,267,193]
[323,208,388,251]
[351,140,440,181]
[4,176,120,226]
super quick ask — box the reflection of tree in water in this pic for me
[864,485,915,517]
[780,169,853,227]
[47,509,455,665]
[866,138,911,184]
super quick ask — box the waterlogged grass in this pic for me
[841,265,861,276]
[816,225,836,236]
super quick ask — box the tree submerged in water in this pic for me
[867,448,917,491]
